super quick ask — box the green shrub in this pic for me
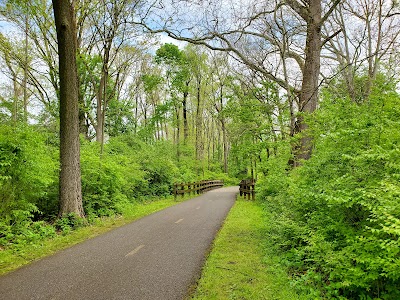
[0,125,58,218]
[80,135,181,217]
[261,81,400,298]
[54,213,86,234]
[81,139,146,216]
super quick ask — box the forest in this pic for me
[0,0,400,299]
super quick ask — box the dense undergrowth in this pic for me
[259,80,400,299]
[0,129,235,251]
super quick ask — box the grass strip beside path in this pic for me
[190,198,302,300]
[0,195,192,276]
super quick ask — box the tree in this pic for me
[209,52,231,173]
[155,43,192,160]
[184,45,208,165]
[136,0,341,164]
[0,0,62,121]
[323,0,400,102]
[52,0,84,217]
[0,33,24,124]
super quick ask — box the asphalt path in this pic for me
[0,186,238,300]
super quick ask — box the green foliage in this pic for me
[0,125,58,247]
[226,80,283,179]
[261,79,400,298]
[155,43,191,94]
[77,53,102,98]
[142,73,163,93]
[0,218,57,250]
[105,98,136,137]
[54,213,86,235]
[0,126,194,249]
[0,125,58,222]
[81,136,171,217]
[257,142,292,196]
[155,43,183,65]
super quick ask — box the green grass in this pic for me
[0,194,193,276]
[190,198,306,300]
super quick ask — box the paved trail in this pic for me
[0,186,238,300]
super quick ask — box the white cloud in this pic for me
[156,33,187,49]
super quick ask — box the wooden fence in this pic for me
[239,179,256,200]
[173,180,224,199]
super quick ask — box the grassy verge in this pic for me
[190,198,306,300]
[0,195,193,276]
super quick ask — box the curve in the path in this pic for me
[0,186,238,300]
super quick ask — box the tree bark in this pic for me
[78,93,89,139]
[294,0,322,164]
[221,119,228,173]
[175,103,181,160]
[76,48,89,139]
[218,86,228,173]
[12,71,18,125]
[23,10,29,122]
[53,0,84,217]
[182,84,189,144]
[195,76,203,161]
[96,74,105,143]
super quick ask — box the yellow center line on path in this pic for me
[175,218,184,224]
[125,244,145,257]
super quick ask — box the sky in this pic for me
[156,33,187,49]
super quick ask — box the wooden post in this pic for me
[181,183,185,198]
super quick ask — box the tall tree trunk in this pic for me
[212,119,216,162]
[77,50,89,139]
[164,120,168,140]
[294,0,322,164]
[365,0,382,99]
[195,77,203,161]
[4,53,19,124]
[207,118,211,169]
[96,45,110,149]
[76,51,89,139]
[53,0,84,217]
[221,119,228,173]
[134,93,139,134]
[175,104,181,160]
[96,74,105,143]
[280,34,296,139]
[100,68,108,155]
[218,86,228,173]
[182,89,189,144]
[12,72,18,125]
[78,95,89,139]
[23,11,29,122]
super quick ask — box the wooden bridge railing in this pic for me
[173,180,224,200]
[239,179,256,200]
